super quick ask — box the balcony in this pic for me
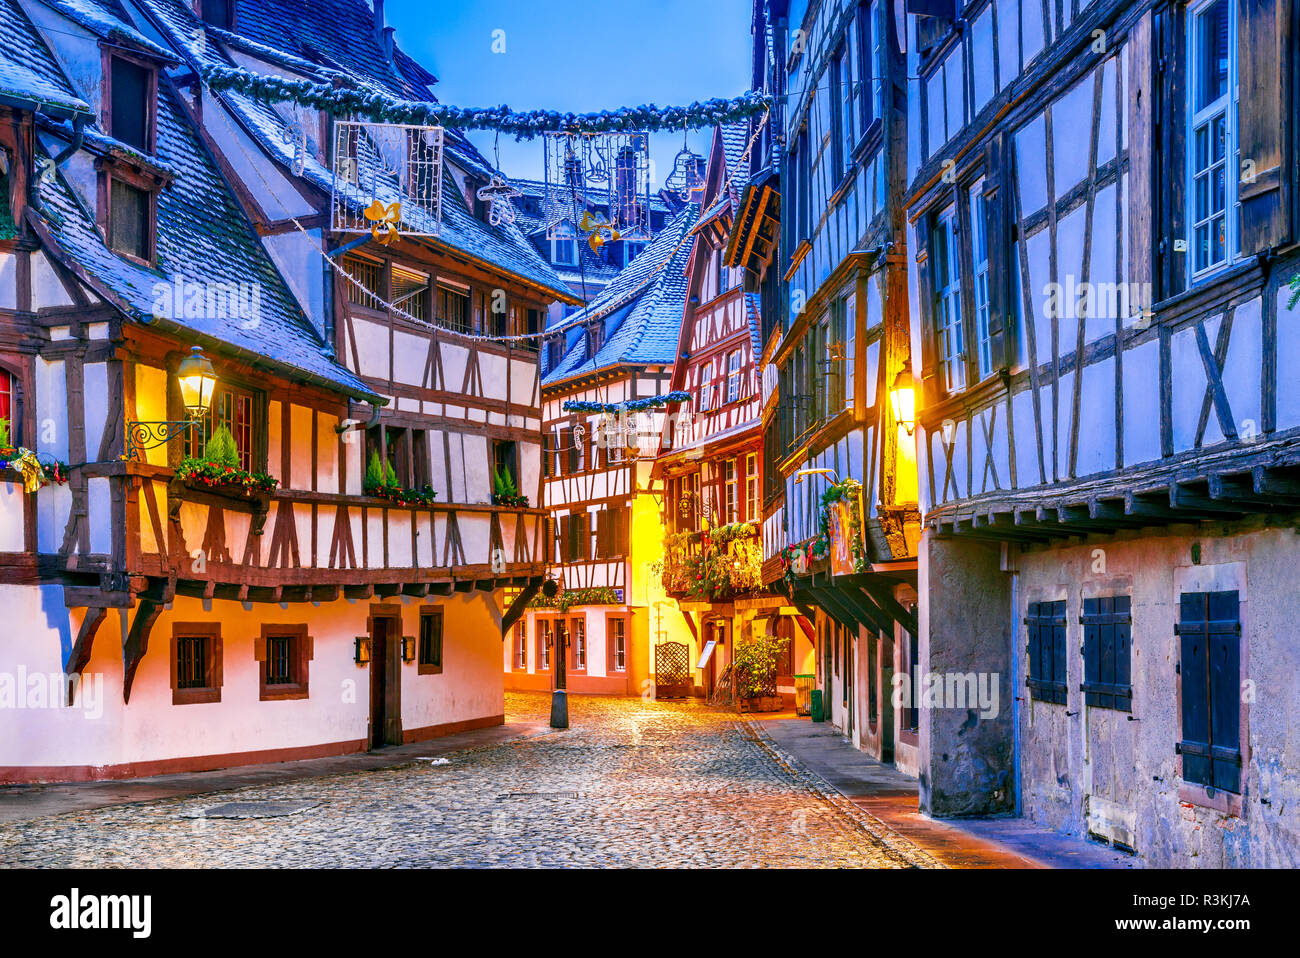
[659,523,763,602]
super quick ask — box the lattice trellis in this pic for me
[331,121,444,237]
[655,642,692,683]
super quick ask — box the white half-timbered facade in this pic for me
[507,206,701,697]
[903,0,1300,866]
[0,0,570,782]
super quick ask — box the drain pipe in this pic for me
[1010,570,1022,816]
[53,115,86,166]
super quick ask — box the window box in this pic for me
[169,461,276,533]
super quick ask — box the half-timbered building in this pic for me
[757,0,923,763]
[507,205,700,697]
[903,0,1299,866]
[0,0,570,782]
[651,124,810,704]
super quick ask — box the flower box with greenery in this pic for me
[528,586,619,613]
[174,426,279,496]
[732,635,786,712]
[670,527,759,600]
[0,418,71,493]
[362,450,439,507]
[491,466,529,508]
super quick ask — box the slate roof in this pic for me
[0,0,90,117]
[32,0,176,61]
[5,0,378,401]
[543,204,698,387]
[136,0,574,302]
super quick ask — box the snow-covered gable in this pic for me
[3,0,378,401]
[543,204,698,387]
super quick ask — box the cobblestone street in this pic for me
[0,694,938,868]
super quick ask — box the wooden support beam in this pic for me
[401,583,431,597]
[122,599,162,704]
[500,577,541,638]
[66,606,108,678]
[63,586,131,609]
[344,584,375,600]
[453,579,474,593]
[429,582,454,596]
[1253,465,1300,500]
[1169,482,1247,517]
[853,576,919,635]
[807,586,868,636]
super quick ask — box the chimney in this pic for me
[381,26,395,63]
[372,0,385,34]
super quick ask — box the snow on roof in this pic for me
[33,0,176,61]
[135,0,574,302]
[543,205,698,387]
[0,0,90,116]
[5,0,378,401]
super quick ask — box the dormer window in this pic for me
[197,0,234,29]
[552,221,577,266]
[107,55,155,153]
[108,177,153,263]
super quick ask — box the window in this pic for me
[185,382,258,472]
[745,453,759,522]
[108,179,151,262]
[1187,0,1237,278]
[726,349,743,404]
[546,337,562,374]
[418,608,444,674]
[438,285,471,334]
[607,617,627,672]
[969,185,994,379]
[623,241,646,264]
[931,206,966,392]
[258,624,310,700]
[0,365,17,446]
[831,41,854,180]
[1026,600,1067,705]
[514,622,528,670]
[1082,596,1132,711]
[1178,590,1241,793]
[698,363,713,412]
[902,626,919,732]
[563,512,587,562]
[538,620,552,671]
[596,506,626,559]
[391,266,430,321]
[724,459,738,523]
[109,57,152,152]
[493,439,519,496]
[198,0,233,29]
[171,623,221,705]
[552,221,578,266]
[342,255,383,309]
[570,618,586,672]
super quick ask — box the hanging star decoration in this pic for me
[475,175,523,227]
[363,200,402,245]
[579,209,620,252]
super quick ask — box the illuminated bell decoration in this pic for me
[890,360,916,435]
[664,144,705,201]
[176,346,217,418]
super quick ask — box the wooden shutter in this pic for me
[1026,600,1067,705]
[595,509,608,558]
[1237,0,1293,255]
[1178,590,1241,792]
[253,635,267,662]
[982,134,1011,371]
[1081,596,1132,711]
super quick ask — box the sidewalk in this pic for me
[753,716,1134,869]
[0,721,550,823]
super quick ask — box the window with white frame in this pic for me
[515,623,527,669]
[1187,0,1237,279]
[724,458,739,523]
[931,206,966,392]
[745,453,759,522]
[699,360,714,411]
[726,349,743,403]
[969,181,994,380]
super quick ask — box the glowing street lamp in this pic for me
[890,360,916,435]
[125,346,220,460]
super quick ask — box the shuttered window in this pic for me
[110,57,151,152]
[1026,600,1067,705]
[1178,590,1241,793]
[1082,595,1132,711]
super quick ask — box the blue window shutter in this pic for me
[1179,592,1214,788]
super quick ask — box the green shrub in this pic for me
[493,465,518,499]
[203,425,240,468]
[365,450,398,491]
[0,417,10,450]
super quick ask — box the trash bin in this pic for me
[809,688,824,723]
[794,674,814,717]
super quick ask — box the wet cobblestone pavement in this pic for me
[0,694,938,868]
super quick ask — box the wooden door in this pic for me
[369,617,388,749]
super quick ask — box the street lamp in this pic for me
[126,346,219,460]
[890,360,916,435]
[541,577,569,729]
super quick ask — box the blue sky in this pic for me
[383,0,753,183]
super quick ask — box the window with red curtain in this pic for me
[185,384,256,470]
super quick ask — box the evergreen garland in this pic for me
[200,65,772,139]
[562,391,691,414]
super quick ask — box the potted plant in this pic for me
[732,636,786,713]
[363,450,439,507]
[174,426,278,497]
[491,466,528,508]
